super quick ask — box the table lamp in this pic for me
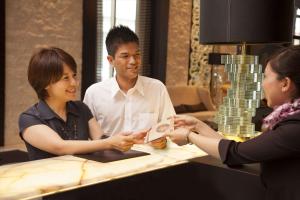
[200,0,295,140]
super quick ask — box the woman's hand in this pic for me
[107,134,134,152]
[132,130,148,144]
[166,127,191,146]
[174,115,200,131]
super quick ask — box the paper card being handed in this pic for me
[144,118,174,143]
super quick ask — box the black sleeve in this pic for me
[76,101,94,121]
[219,123,300,165]
[18,113,44,140]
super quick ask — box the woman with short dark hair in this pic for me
[19,47,144,160]
[167,45,300,200]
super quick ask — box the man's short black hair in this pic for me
[105,25,139,57]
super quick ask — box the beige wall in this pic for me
[166,0,192,86]
[5,0,83,146]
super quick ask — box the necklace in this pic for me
[60,118,78,140]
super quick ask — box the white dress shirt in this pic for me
[83,76,175,136]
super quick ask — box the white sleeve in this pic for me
[159,84,176,121]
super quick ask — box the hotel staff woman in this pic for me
[167,45,300,200]
[19,47,144,160]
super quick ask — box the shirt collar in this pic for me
[36,100,79,120]
[132,76,144,96]
[110,77,121,98]
[110,76,145,97]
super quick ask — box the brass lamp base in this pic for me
[215,50,263,140]
[219,132,262,142]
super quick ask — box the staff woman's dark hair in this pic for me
[266,45,300,98]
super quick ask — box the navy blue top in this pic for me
[19,100,93,160]
[219,112,300,200]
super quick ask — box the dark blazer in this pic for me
[219,112,300,200]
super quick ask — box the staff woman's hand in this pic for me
[174,115,200,131]
[165,127,191,146]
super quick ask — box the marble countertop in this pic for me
[0,143,206,200]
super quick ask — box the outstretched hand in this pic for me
[107,134,134,152]
[132,130,148,144]
[173,115,199,131]
[165,127,190,146]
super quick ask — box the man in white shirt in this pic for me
[84,25,175,149]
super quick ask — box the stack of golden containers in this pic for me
[216,55,263,139]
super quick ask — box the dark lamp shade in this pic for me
[200,0,295,44]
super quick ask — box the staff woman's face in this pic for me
[45,64,78,102]
[262,63,287,108]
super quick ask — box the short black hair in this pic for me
[27,47,77,100]
[105,25,139,57]
[267,45,300,98]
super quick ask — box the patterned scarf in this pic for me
[262,98,300,130]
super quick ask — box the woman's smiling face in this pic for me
[262,63,289,108]
[45,64,78,103]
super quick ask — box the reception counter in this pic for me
[0,143,206,200]
[0,143,265,200]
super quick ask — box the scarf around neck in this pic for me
[262,98,300,131]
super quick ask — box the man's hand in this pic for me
[150,137,167,149]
